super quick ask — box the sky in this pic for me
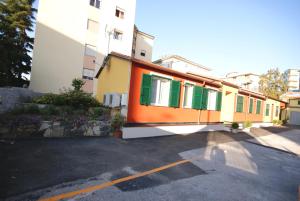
[135,0,300,76]
[32,0,300,77]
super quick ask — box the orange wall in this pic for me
[233,94,264,122]
[127,63,221,124]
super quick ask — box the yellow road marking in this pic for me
[38,159,191,201]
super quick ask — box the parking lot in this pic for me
[1,126,300,201]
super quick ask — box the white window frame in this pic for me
[150,75,171,107]
[207,90,217,111]
[113,30,123,40]
[115,7,125,19]
[182,83,194,108]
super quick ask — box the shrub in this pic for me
[243,121,252,128]
[111,113,124,131]
[89,107,110,119]
[272,119,283,125]
[282,119,287,125]
[24,104,40,114]
[32,90,100,108]
[231,122,239,129]
[72,78,85,91]
[40,105,59,115]
[33,93,58,104]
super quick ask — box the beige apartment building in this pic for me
[30,0,154,94]
[284,69,300,92]
[223,72,260,92]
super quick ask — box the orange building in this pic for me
[127,59,223,125]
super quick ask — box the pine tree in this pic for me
[0,0,36,87]
[259,68,287,99]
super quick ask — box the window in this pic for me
[90,0,100,8]
[298,100,300,105]
[265,104,270,116]
[140,50,146,57]
[113,30,123,40]
[82,68,94,80]
[150,76,171,106]
[236,95,244,112]
[115,8,124,19]
[207,90,217,110]
[183,84,194,108]
[249,98,254,113]
[87,19,99,33]
[275,106,279,117]
[256,100,261,114]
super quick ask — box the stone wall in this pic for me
[0,119,111,139]
[0,87,42,114]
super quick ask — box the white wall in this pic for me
[133,32,154,61]
[30,0,136,94]
[160,58,211,76]
[30,0,89,93]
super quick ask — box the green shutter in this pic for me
[169,80,181,108]
[201,88,209,110]
[265,104,270,116]
[140,74,152,105]
[249,99,253,113]
[256,100,261,114]
[236,96,244,112]
[216,91,222,111]
[192,86,203,110]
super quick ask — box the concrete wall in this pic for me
[0,88,42,113]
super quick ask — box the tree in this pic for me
[0,0,36,87]
[259,68,287,99]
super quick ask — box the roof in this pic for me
[95,52,221,87]
[132,58,222,87]
[134,25,155,39]
[95,52,132,78]
[153,55,212,71]
[225,72,260,78]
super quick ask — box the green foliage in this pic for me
[72,79,85,91]
[243,121,252,128]
[231,122,239,129]
[40,105,59,115]
[111,113,124,131]
[272,119,283,125]
[32,91,101,108]
[259,68,287,99]
[89,107,110,119]
[0,0,37,87]
[10,103,39,114]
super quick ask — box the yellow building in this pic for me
[263,97,281,123]
[284,98,300,125]
[95,52,132,104]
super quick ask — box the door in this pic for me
[290,111,300,125]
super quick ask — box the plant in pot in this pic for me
[111,113,124,138]
[231,122,239,133]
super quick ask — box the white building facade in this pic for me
[30,0,137,94]
[153,55,212,76]
[284,69,300,92]
[224,72,260,92]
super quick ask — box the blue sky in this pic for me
[32,0,300,76]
